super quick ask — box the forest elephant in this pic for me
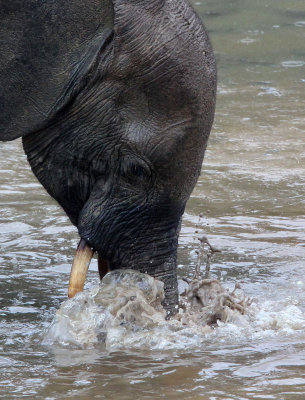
[0,0,216,315]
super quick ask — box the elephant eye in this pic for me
[131,164,150,179]
[90,159,108,181]
[120,158,152,184]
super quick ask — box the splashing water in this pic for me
[43,270,305,351]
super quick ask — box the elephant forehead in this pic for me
[119,114,196,151]
[111,0,215,102]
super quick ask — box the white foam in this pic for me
[43,271,305,351]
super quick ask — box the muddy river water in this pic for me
[1,0,305,399]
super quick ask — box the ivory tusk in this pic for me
[68,239,94,298]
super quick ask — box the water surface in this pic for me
[1,1,305,398]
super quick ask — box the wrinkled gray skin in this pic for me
[0,0,216,314]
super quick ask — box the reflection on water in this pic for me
[1,0,305,398]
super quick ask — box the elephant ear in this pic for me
[0,0,113,141]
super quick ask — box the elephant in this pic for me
[0,0,216,316]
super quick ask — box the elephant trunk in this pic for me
[129,254,179,316]
[68,237,179,315]
[105,231,180,315]
[150,258,179,316]
[78,194,184,316]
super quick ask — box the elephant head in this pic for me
[0,0,216,315]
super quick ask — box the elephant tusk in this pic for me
[68,239,94,298]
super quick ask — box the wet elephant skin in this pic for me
[0,0,216,313]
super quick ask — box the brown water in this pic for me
[1,0,305,398]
